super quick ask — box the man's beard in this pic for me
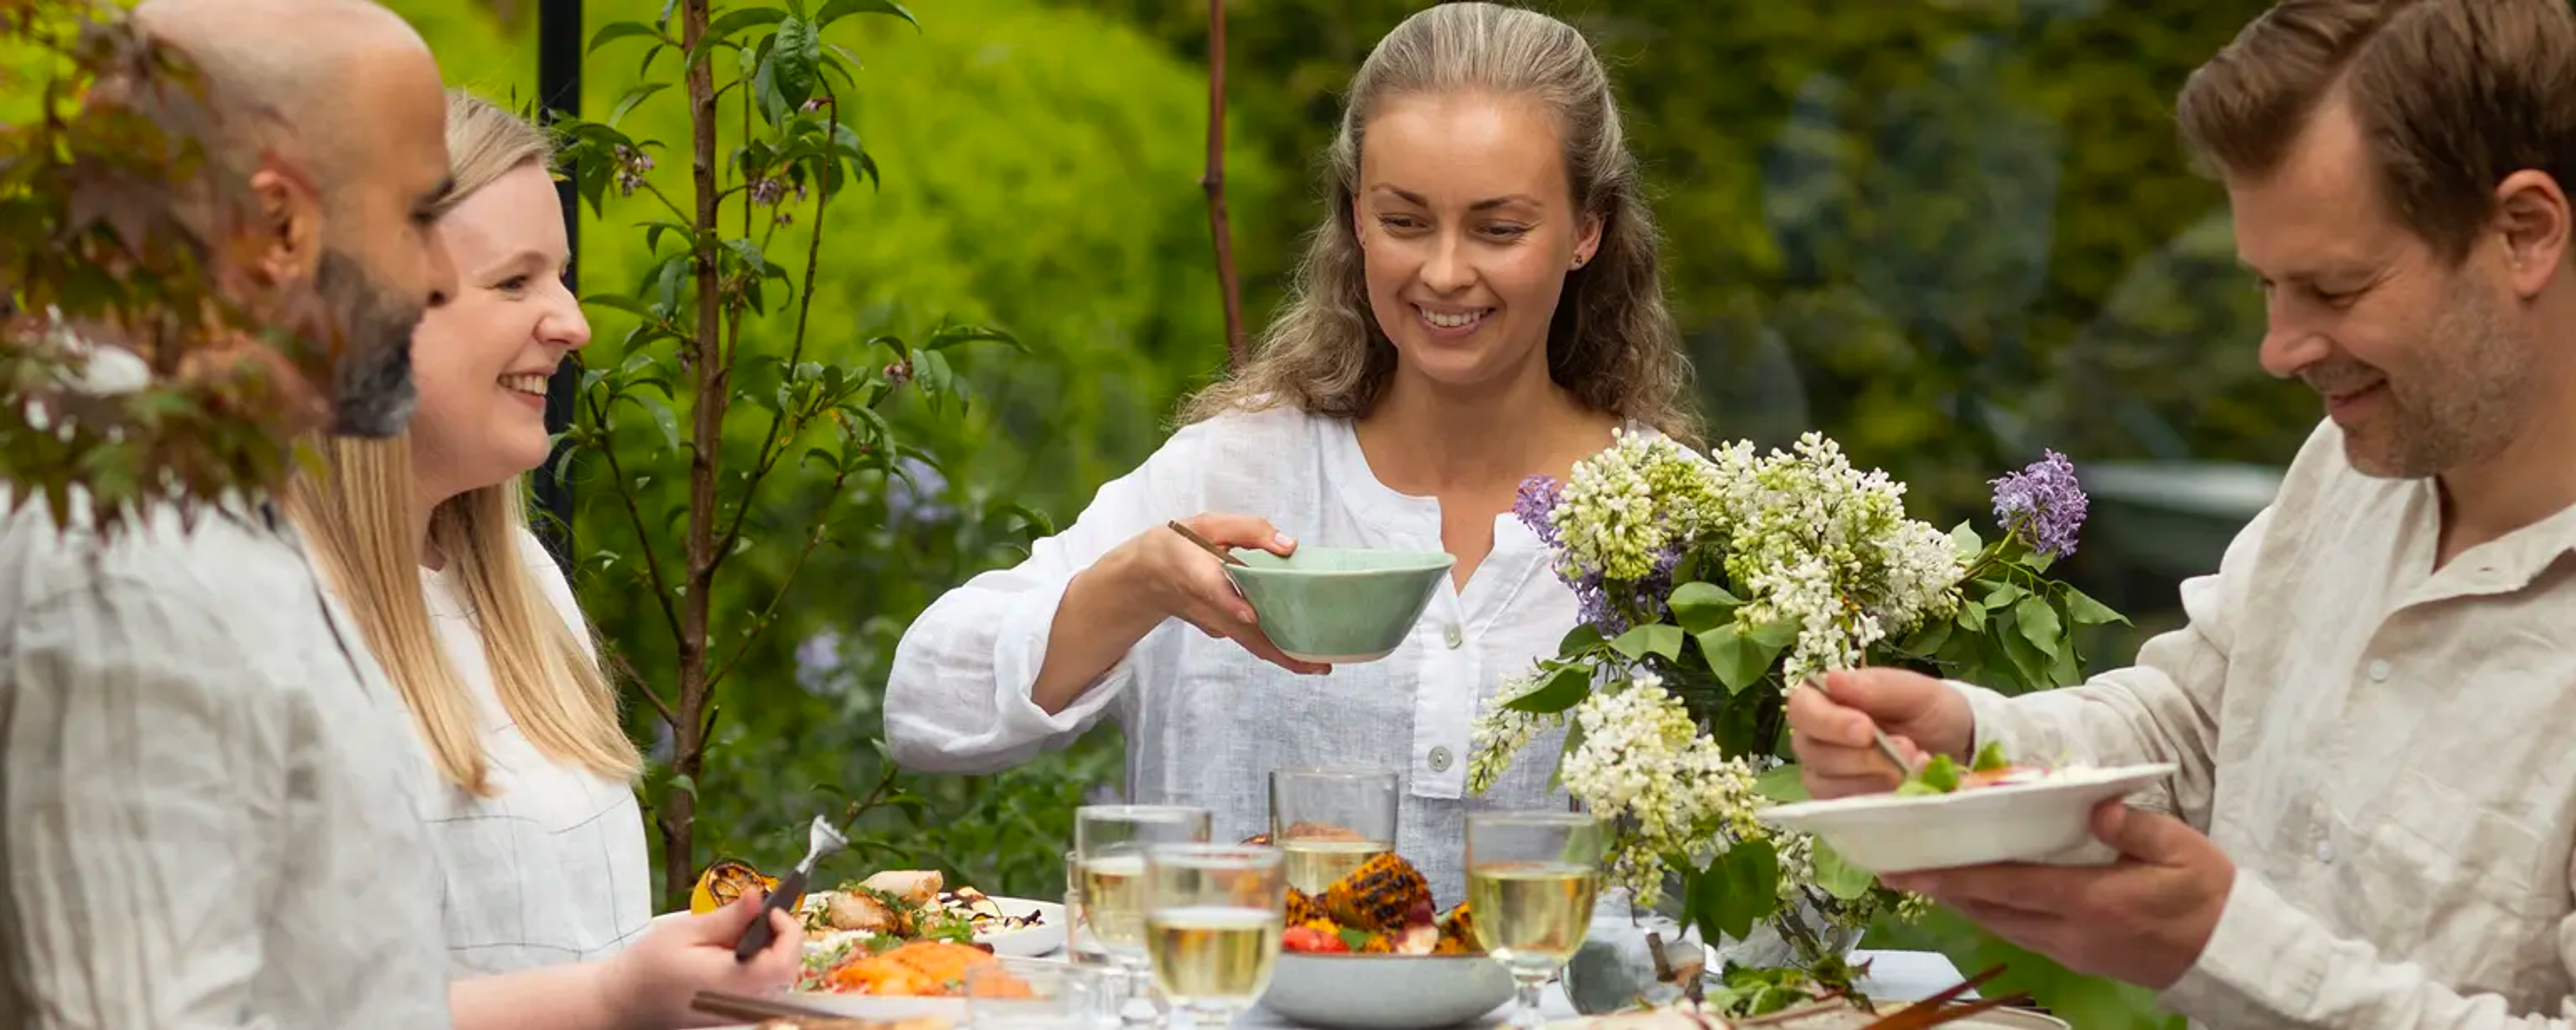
[2306,277,2532,479]
[317,250,422,440]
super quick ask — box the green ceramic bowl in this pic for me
[1221,546,1456,664]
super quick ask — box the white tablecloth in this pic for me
[1236,950,1967,1029]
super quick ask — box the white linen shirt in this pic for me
[411,527,652,975]
[0,493,451,1029]
[886,407,1587,902]
[1960,419,2576,1029]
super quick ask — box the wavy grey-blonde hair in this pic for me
[1182,2,1698,444]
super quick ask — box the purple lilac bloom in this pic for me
[1514,474,1563,546]
[1990,449,2090,558]
[1564,545,1682,636]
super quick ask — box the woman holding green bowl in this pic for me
[886,1,1701,901]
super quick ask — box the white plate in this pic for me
[1257,952,1515,1030]
[1755,764,2176,874]
[798,892,1066,958]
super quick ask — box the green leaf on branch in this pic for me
[771,17,822,113]
[1695,623,1770,694]
[1810,839,1874,900]
[588,21,663,53]
[1898,617,1952,657]
[707,7,787,42]
[1948,521,1984,560]
[1994,611,2050,690]
[816,0,919,30]
[1503,664,1592,715]
[638,396,682,453]
[2063,586,2128,626]
[1549,718,1585,792]
[1556,623,1605,658]
[1691,839,1782,943]
[1669,580,1742,633]
[1752,764,1809,803]
[1980,581,2025,611]
[924,323,1025,353]
[609,83,671,127]
[1746,617,1800,652]
[2013,596,2062,658]
[585,293,654,319]
[1612,623,1683,662]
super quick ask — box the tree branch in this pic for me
[705,458,851,696]
[584,391,686,645]
[606,647,682,729]
[1201,0,1246,370]
[713,148,835,571]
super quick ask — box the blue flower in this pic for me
[1990,450,2089,559]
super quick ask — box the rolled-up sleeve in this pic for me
[883,425,1208,774]
[0,578,284,1029]
[2158,871,2576,1028]
[1947,505,2268,827]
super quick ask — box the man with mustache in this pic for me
[0,1,799,1026]
[1788,0,2576,1026]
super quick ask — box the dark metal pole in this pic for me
[535,0,582,572]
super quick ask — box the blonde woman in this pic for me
[885,1,1698,902]
[290,92,802,1027]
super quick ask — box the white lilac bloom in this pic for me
[1556,673,1765,903]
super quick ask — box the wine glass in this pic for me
[1466,811,1609,1030]
[1267,766,1399,894]
[1142,843,1287,1030]
[1075,805,1212,1021]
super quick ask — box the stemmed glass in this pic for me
[1267,766,1398,894]
[965,958,1120,1030]
[1075,805,1213,1022]
[1142,843,1287,1030]
[1466,811,1608,1030]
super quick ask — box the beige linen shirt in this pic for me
[0,493,450,1029]
[1957,419,2576,1029]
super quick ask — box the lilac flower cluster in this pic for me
[1516,474,1675,635]
[1989,449,2090,558]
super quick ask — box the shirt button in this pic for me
[1443,624,1464,650]
[2367,660,2392,682]
[2314,839,2334,863]
[1428,746,1454,772]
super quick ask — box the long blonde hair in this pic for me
[1182,2,1698,444]
[288,91,640,794]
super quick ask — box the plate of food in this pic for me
[1258,849,1513,1030]
[792,945,1059,1019]
[1754,744,2175,874]
[794,869,1063,959]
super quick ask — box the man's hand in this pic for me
[1882,801,2234,990]
[1786,668,1976,798]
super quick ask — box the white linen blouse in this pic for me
[415,527,654,974]
[885,406,1593,902]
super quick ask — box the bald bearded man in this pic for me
[0,2,802,1027]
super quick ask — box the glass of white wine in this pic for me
[1268,766,1398,894]
[1075,805,1212,1021]
[1142,843,1286,1029]
[1466,811,1607,1030]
